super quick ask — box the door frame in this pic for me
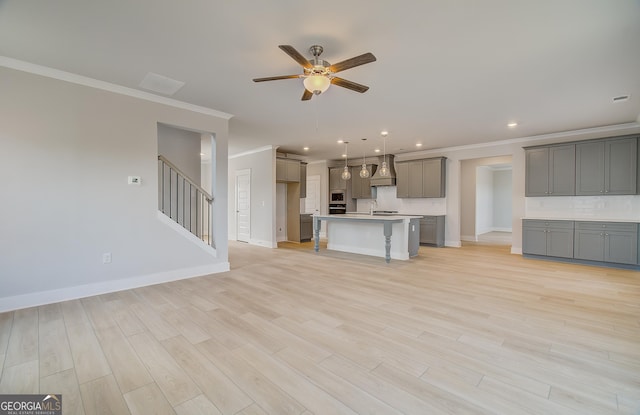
[235,169,251,242]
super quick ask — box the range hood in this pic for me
[370,154,396,186]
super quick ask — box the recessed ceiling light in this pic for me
[374,148,381,153]
[380,131,389,137]
[337,139,344,144]
[303,146,309,151]
[342,154,347,158]
[507,122,518,128]
[200,152,205,156]
[416,143,423,147]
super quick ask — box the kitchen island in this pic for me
[313,214,422,262]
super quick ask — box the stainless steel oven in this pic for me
[329,203,346,214]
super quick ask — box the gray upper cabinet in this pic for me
[329,167,347,190]
[525,144,575,196]
[408,161,423,198]
[522,220,574,258]
[396,157,446,198]
[276,158,300,183]
[574,222,638,265]
[422,158,446,198]
[299,163,307,198]
[395,162,409,198]
[576,136,637,195]
[351,164,376,199]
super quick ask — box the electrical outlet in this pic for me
[102,253,112,264]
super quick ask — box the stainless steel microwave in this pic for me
[330,190,345,202]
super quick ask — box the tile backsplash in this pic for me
[356,186,447,215]
[525,195,640,221]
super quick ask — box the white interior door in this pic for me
[304,175,321,214]
[235,169,250,242]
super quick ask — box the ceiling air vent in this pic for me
[139,72,185,96]
[612,95,630,102]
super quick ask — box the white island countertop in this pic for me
[313,214,422,262]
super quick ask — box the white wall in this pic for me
[228,146,276,247]
[475,166,494,235]
[276,183,287,241]
[0,65,230,311]
[157,123,201,184]
[493,169,512,230]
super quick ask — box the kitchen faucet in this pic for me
[369,199,378,215]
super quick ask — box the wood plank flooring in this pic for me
[1,241,639,414]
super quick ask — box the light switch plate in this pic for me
[128,176,141,185]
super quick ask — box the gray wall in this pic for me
[228,147,276,247]
[493,169,513,230]
[157,123,201,184]
[0,66,230,310]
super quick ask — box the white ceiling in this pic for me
[1,0,639,161]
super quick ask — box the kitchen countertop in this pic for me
[522,217,640,223]
[319,213,423,220]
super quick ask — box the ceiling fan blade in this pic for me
[301,89,313,101]
[331,77,369,93]
[253,75,301,82]
[279,45,313,69]
[329,53,376,73]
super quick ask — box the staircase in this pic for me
[158,155,213,247]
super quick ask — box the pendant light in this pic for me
[359,138,370,178]
[379,131,390,177]
[341,141,351,180]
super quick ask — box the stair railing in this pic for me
[158,155,213,247]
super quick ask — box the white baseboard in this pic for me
[511,247,523,255]
[460,235,477,242]
[492,227,513,232]
[250,239,277,248]
[0,262,229,313]
[445,240,462,248]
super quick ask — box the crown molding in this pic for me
[396,122,640,160]
[0,56,234,120]
[229,145,275,159]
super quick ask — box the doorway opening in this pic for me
[460,157,513,246]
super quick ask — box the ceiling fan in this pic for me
[253,45,376,101]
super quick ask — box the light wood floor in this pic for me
[1,241,639,414]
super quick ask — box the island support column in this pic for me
[313,216,321,252]
[383,221,393,263]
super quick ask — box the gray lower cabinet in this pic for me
[408,218,420,256]
[420,215,445,247]
[574,222,638,265]
[575,136,637,195]
[300,214,313,242]
[522,220,574,258]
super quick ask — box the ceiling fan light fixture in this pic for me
[303,75,330,94]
